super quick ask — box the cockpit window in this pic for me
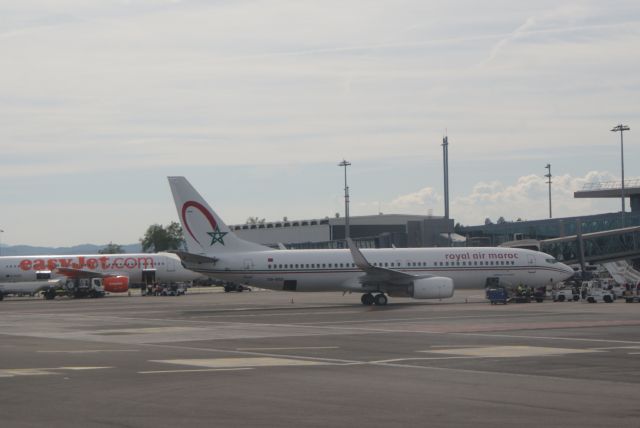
[545,258,559,264]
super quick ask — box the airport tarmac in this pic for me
[1,289,640,428]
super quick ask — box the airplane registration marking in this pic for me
[150,357,327,369]
[421,346,601,358]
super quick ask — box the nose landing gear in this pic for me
[361,293,388,306]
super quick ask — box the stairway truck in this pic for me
[64,277,105,298]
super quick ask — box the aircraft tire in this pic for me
[361,293,374,306]
[374,294,388,306]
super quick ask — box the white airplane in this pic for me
[0,252,205,296]
[168,176,575,306]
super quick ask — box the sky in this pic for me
[1,0,639,246]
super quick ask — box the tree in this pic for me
[497,216,506,225]
[246,217,265,225]
[98,242,125,254]
[140,221,185,253]
[484,217,493,225]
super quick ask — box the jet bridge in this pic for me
[539,226,640,265]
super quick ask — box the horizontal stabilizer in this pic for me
[171,251,218,265]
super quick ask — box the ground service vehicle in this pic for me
[582,280,614,303]
[486,287,508,304]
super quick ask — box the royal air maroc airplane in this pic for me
[168,176,575,306]
[0,252,204,298]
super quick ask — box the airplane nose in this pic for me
[561,263,574,278]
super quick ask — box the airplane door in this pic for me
[243,259,254,270]
[142,269,156,285]
[167,258,176,272]
[527,254,536,273]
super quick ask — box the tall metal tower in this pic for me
[338,160,351,240]
[442,135,450,220]
[611,124,630,227]
[545,164,552,219]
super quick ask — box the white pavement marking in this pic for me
[369,357,480,364]
[199,311,363,318]
[453,332,640,345]
[236,346,339,351]
[0,366,112,378]
[37,350,139,354]
[96,327,201,334]
[422,346,601,358]
[150,357,327,369]
[140,368,254,374]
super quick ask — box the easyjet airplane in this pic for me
[168,176,574,306]
[0,252,204,294]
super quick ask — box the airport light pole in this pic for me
[611,124,630,227]
[545,164,552,219]
[0,229,4,256]
[338,160,351,241]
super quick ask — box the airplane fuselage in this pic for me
[0,253,204,284]
[185,246,572,292]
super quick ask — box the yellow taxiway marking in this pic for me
[150,357,326,369]
[421,345,601,358]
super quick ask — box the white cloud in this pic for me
[0,1,639,245]
[386,171,627,225]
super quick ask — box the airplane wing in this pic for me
[346,238,433,286]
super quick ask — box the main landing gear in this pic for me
[361,293,388,306]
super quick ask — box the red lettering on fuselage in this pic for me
[15,256,157,272]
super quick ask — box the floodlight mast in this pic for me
[611,124,630,227]
[338,160,351,241]
[545,164,552,219]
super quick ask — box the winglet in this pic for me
[347,238,372,270]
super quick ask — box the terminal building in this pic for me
[231,214,463,249]
[459,211,640,247]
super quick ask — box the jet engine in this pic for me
[409,277,454,299]
[103,276,129,293]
